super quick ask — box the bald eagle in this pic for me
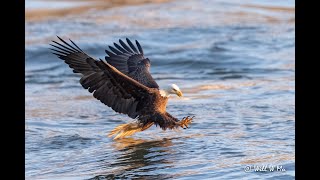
[50,36,194,139]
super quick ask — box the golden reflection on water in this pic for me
[97,137,176,178]
[99,134,206,178]
[25,0,171,22]
[111,137,173,150]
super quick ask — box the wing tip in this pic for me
[56,35,63,41]
[135,39,144,55]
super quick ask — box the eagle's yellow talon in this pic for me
[177,115,194,129]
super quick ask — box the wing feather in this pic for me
[119,39,134,54]
[105,49,116,57]
[135,40,144,55]
[50,36,152,119]
[126,38,139,53]
[109,46,122,55]
[105,38,159,89]
[114,42,128,53]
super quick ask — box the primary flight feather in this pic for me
[50,36,194,139]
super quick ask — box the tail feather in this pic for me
[108,121,154,139]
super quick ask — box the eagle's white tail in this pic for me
[108,121,154,139]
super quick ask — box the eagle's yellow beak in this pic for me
[176,90,183,97]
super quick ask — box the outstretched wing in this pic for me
[50,36,152,119]
[105,38,159,89]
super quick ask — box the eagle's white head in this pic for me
[160,84,183,97]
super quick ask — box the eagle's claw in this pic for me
[178,116,194,129]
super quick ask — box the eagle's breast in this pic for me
[153,92,168,113]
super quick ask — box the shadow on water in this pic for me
[90,137,176,180]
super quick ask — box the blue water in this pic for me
[25,0,295,179]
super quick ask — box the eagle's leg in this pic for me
[108,121,154,140]
[176,116,194,129]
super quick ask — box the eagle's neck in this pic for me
[159,89,171,97]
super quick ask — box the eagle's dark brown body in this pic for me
[50,36,193,139]
[136,91,175,129]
